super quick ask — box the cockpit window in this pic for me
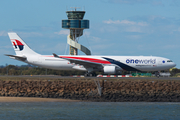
[167,60,173,62]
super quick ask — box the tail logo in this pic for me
[11,39,24,51]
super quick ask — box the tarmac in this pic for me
[0,75,180,81]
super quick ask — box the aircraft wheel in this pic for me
[85,73,90,77]
[155,72,160,78]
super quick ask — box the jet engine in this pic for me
[103,66,116,74]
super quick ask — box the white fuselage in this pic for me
[24,55,176,72]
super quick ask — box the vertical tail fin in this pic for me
[8,32,39,56]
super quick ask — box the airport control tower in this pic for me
[62,7,91,55]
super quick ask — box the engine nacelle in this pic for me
[103,66,116,74]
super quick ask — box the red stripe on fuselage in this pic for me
[60,56,111,64]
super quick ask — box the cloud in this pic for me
[91,43,114,52]
[99,26,119,33]
[108,0,165,6]
[102,16,180,34]
[84,31,91,37]
[107,0,164,6]
[178,27,180,32]
[104,19,135,25]
[90,36,103,43]
[1,45,12,49]
[17,32,43,37]
[108,0,147,4]
[162,45,179,49]
[0,31,43,37]
[170,0,180,7]
[103,19,148,26]
[152,1,164,6]
[0,31,7,36]
[126,35,142,39]
[55,30,69,35]
[148,15,166,21]
[102,19,149,33]
[124,26,144,33]
[36,42,67,54]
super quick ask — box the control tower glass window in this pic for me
[66,11,85,19]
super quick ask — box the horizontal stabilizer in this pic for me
[5,54,27,61]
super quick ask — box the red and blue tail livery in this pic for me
[11,39,24,51]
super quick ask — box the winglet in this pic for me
[52,53,60,58]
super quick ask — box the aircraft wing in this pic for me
[53,53,103,68]
[5,54,27,61]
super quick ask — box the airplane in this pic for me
[5,32,176,77]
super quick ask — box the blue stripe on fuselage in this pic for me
[103,57,141,72]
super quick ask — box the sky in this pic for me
[0,0,180,68]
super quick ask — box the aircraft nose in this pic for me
[172,62,176,67]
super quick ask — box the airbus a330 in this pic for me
[5,32,176,76]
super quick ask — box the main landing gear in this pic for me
[84,72,97,77]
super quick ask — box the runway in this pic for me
[0,75,180,81]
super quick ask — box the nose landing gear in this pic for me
[155,71,160,78]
